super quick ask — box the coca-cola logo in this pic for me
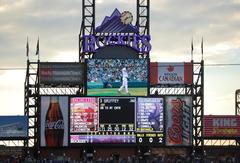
[167,98,183,144]
[45,120,64,129]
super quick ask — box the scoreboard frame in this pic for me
[38,95,193,148]
[68,96,165,146]
[69,96,137,146]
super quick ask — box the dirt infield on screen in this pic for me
[87,88,147,96]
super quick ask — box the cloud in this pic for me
[1,0,239,65]
[0,0,28,13]
[148,0,240,63]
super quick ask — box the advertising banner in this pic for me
[0,116,28,139]
[39,62,84,86]
[0,147,23,156]
[165,96,192,146]
[150,62,193,85]
[204,115,240,138]
[40,96,68,147]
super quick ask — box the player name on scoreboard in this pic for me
[99,97,135,132]
[69,97,165,145]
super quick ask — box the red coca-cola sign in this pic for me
[40,96,68,147]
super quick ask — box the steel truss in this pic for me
[79,0,95,61]
[24,0,207,155]
[192,61,204,149]
[236,89,240,116]
[0,140,24,146]
[137,0,150,58]
[24,60,39,148]
[236,89,240,145]
[201,89,240,147]
[150,61,204,154]
[204,139,236,146]
[137,0,150,36]
[24,60,83,152]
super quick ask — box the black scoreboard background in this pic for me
[99,97,135,132]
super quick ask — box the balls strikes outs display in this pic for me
[120,11,133,25]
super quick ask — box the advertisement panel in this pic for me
[0,147,23,156]
[165,96,192,146]
[150,62,193,85]
[70,97,98,133]
[39,62,84,86]
[40,96,68,147]
[0,116,28,139]
[204,115,240,138]
[87,59,148,96]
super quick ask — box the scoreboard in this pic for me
[69,97,164,145]
[70,97,98,133]
[40,95,193,147]
[136,97,164,145]
[70,97,136,144]
[99,97,135,132]
[136,97,163,132]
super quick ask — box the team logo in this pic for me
[120,11,133,25]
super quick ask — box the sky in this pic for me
[0,0,240,115]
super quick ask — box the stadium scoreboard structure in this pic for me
[35,8,195,148]
[39,95,194,147]
[23,1,206,158]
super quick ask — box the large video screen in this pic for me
[136,97,164,145]
[87,59,148,96]
[70,97,98,133]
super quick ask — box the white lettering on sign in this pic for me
[212,118,237,127]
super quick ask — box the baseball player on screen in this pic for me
[118,67,130,95]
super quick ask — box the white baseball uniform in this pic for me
[118,68,129,93]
